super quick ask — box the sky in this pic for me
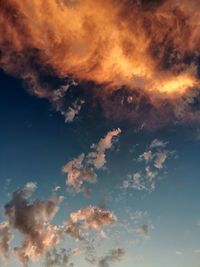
[1,0,200,267]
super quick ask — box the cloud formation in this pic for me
[123,139,175,191]
[0,183,118,266]
[1,0,200,127]
[0,222,12,259]
[63,129,121,193]
[4,182,64,266]
[70,206,117,231]
[64,100,84,123]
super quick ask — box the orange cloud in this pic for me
[70,206,117,230]
[1,0,200,127]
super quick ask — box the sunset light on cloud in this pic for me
[0,0,200,267]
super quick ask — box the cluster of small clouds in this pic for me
[123,139,176,192]
[63,129,121,193]
[0,183,118,267]
[43,80,84,123]
[4,182,64,266]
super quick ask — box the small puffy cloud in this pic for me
[46,80,79,122]
[139,142,168,170]
[139,151,153,163]
[70,206,117,231]
[62,153,97,193]
[145,167,157,179]
[131,172,146,191]
[53,185,61,192]
[64,100,84,123]
[52,85,70,102]
[87,128,121,169]
[149,139,168,149]
[136,224,149,238]
[154,151,167,169]
[63,129,121,193]
[63,206,118,243]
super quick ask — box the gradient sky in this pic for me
[1,70,200,267]
[1,1,200,267]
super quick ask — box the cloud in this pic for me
[98,248,125,267]
[70,206,117,231]
[0,222,12,259]
[44,247,75,267]
[87,128,122,169]
[63,129,121,193]
[0,183,119,266]
[1,0,200,128]
[149,139,168,149]
[136,224,149,238]
[153,151,167,169]
[64,100,84,123]
[63,221,83,242]
[175,251,183,256]
[193,248,200,254]
[139,151,153,163]
[123,139,175,191]
[4,182,64,266]
[139,139,169,169]
[63,153,96,193]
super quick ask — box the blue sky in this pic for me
[1,1,200,266]
[1,71,200,267]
